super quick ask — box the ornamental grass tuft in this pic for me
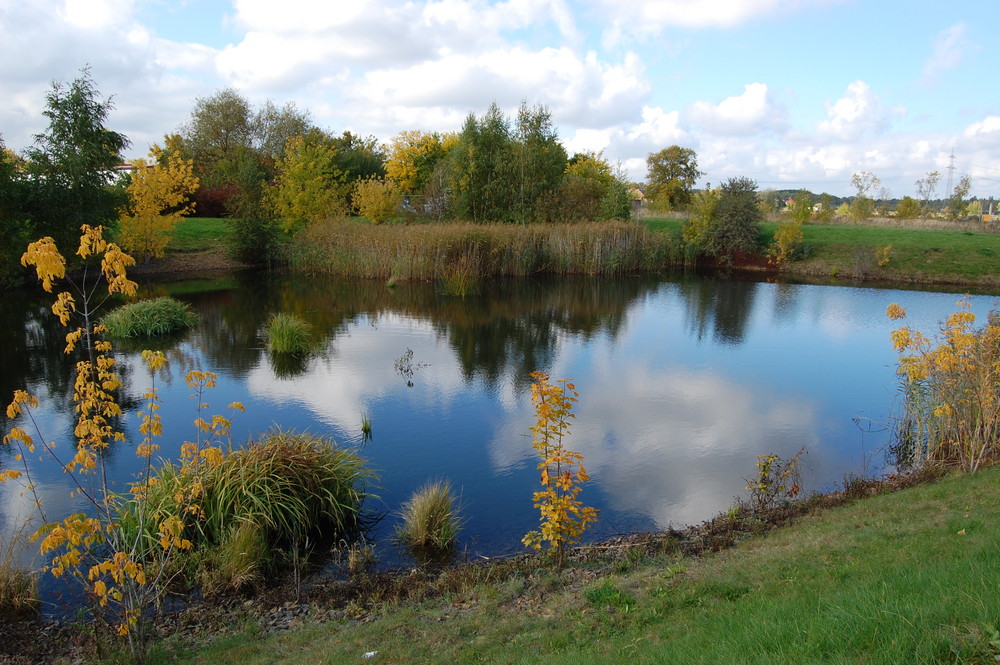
[118,428,373,593]
[101,296,198,338]
[264,312,313,354]
[397,480,462,550]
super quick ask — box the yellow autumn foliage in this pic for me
[118,146,199,262]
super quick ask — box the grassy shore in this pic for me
[645,216,1000,289]
[163,216,1000,290]
[149,467,999,665]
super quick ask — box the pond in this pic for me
[1,270,995,611]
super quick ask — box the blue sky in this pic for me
[2,0,999,197]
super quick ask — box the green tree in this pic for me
[179,88,254,187]
[265,134,348,233]
[896,195,920,219]
[450,102,517,222]
[787,190,814,224]
[915,170,941,215]
[0,139,31,286]
[512,101,567,223]
[646,146,702,211]
[947,175,972,220]
[848,171,880,222]
[23,68,130,250]
[705,176,763,262]
[598,177,633,221]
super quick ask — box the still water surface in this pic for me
[1,271,995,604]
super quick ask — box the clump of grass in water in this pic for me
[117,428,373,594]
[101,296,198,338]
[264,312,313,354]
[441,256,480,297]
[0,527,38,621]
[360,410,373,442]
[397,480,462,551]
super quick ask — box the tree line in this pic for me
[0,71,651,285]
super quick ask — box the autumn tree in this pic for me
[646,146,702,211]
[23,68,130,251]
[118,146,200,262]
[265,134,348,233]
[896,196,920,219]
[385,130,453,194]
[354,177,404,224]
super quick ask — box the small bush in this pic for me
[101,296,198,338]
[264,312,313,354]
[397,480,462,550]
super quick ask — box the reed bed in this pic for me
[289,219,678,281]
[101,296,198,338]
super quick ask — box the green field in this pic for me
[167,217,231,253]
[645,217,1000,289]
[155,468,1000,665]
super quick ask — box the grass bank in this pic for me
[646,216,1000,289]
[147,467,999,665]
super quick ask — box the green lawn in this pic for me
[644,216,1000,288]
[167,217,230,253]
[155,468,1000,665]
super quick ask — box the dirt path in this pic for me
[127,248,250,279]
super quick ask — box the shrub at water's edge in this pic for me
[117,428,373,594]
[397,480,462,551]
[264,312,314,354]
[288,219,678,280]
[101,296,198,338]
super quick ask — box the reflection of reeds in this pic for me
[290,219,676,280]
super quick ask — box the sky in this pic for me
[2,0,999,198]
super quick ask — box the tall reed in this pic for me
[289,219,677,281]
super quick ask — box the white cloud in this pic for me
[816,80,888,141]
[922,22,974,85]
[688,83,785,136]
[597,0,841,44]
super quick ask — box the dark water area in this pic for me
[2,269,997,614]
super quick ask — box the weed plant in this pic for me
[397,480,462,551]
[101,296,197,338]
[289,219,677,280]
[264,312,313,354]
[888,300,1000,472]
